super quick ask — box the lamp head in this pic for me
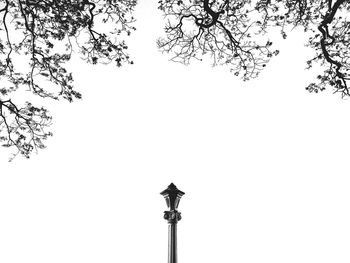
[160,183,185,210]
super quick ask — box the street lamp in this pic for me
[161,183,185,263]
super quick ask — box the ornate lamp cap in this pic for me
[160,183,185,196]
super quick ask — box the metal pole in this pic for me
[168,223,177,263]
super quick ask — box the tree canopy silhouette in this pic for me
[2,0,350,161]
[0,0,136,160]
[157,0,350,95]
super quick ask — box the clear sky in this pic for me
[0,1,349,263]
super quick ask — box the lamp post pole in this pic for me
[161,183,185,263]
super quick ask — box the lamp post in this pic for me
[161,183,185,263]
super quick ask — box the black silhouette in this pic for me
[161,183,185,263]
[0,0,136,160]
[158,0,350,96]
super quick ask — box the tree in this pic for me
[157,0,350,96]
[0,0,136,160]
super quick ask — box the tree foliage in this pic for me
[0,0,136,160]
[157,0,350,95]
[2,0,350,161]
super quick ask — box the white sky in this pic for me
[1,1,350,263]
